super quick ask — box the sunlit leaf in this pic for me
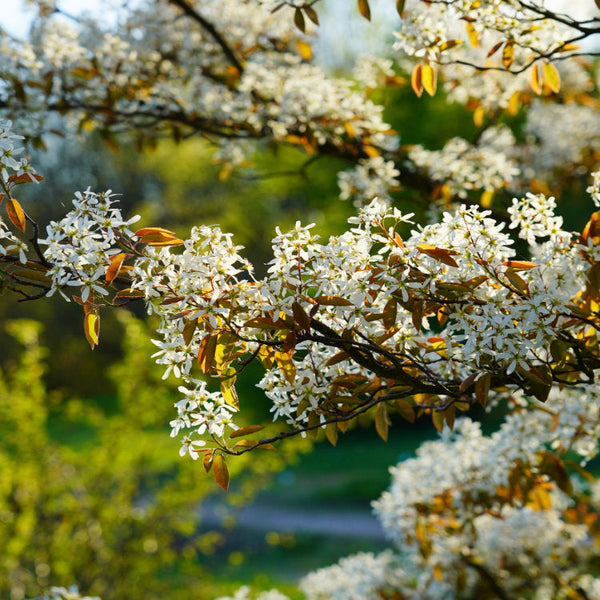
[84,312,100,350]
[358,0,371,21]
[7,198,26,231]
[542,62,561,93]
[230,425,265,439]
[105,253,126,283]
[213,454,230,491]
[411,63,423,97]
[314,295,353,306]
[421,64,437,96]
[530,63,542,95]
[275,350,296,384]
[466,21,479,47]
[502,39,514,69]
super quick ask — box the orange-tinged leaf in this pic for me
[411,63,423,97]
[487,40,504,58]
[84,312,100,350]
[105,253,126,283]
[203,450,214,473]
[230,425,265,439]
[7,198,26,231]
[375,402,390,441]
[395,399,415,423]
[396,0,406,15]
[439,39,462,52]
[502,39,514,69]
[432,409,445,433]
[421,64,437,96]
[542,62,561,93]
[503,260,539,270]
[213,454,230,491]
[7,172,44,185]
[530,64,542,95]
[358,0,371,21]
[135,226,176,237]
[417,244,459,267]
[114,287,145,298]
[314,295,353,306]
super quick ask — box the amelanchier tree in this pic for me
[2,0,600,598]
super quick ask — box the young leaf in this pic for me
[325,422,338,446]
[7,198,26,231]
[411,63,423,97]
[475,372,491,407]
[296,40,313,60]
[229,425,265,439]
[314,295,353,306]
[182,317,198,346]
[213,454,230,491]
[395,399,415,423]
[292,300,311,331]
[542,62,561,93]
[203,450,214,473]
[375,402,390,441]
[396,0,406,15]
[417,244,459,267]
[105,253,127,283]
[530,63,542,95]
[275,350,296,385]
[358,0,371,21]
[304,5,319,25]
[466,21,479,47]
[421,64,437,96]
[502,39,514,69]
[84,312,100,350]
[294,7,305,32]
[197,334,218,374]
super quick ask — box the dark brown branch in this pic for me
[463,557,515,600]
[167,0,245,74]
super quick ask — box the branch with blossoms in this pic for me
[2,0,599,221]
[4,107,600,489]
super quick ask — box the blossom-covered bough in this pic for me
[5,0,600,599]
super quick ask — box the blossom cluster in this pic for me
[39,189,140,302]
[408,125,519,199]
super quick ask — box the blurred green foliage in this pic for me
[0,314,310,600]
